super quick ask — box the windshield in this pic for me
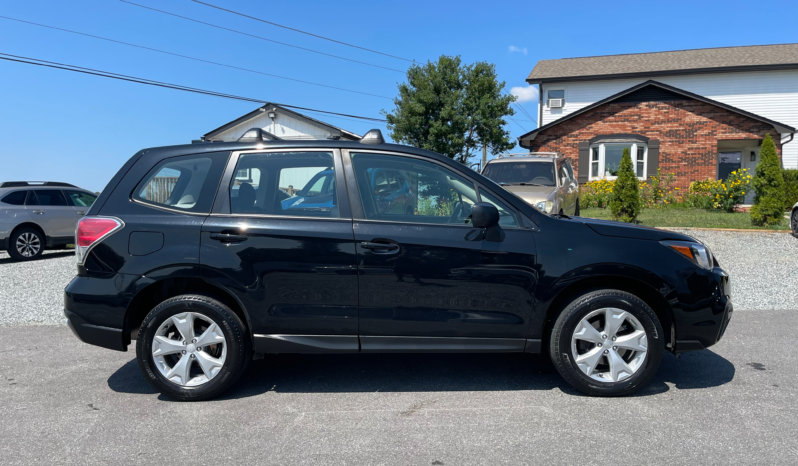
[482,161,556,186]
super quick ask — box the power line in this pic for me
[0,15,391,100]
[119,1,405,74]
[512,102,536,124]
[0,52,388,122]
[189,0,414,63]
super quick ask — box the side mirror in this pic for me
[471,202,499,228]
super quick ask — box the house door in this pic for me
[740,149,760,204]
[718,152,742,182]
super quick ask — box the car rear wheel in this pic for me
[136,294,250,401]
[549,289,663,396]
[792,209,798,238]
[7,227,44,261]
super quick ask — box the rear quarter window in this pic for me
[133,153,229,213]
[1,190,27,205]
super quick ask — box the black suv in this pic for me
[65,130,732,400]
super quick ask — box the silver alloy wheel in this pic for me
[16,232,41,257]
[152,312,227,387]
[571,308,648,382]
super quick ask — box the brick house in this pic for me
[518,44,797,202]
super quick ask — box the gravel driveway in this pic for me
[0,230,796,326]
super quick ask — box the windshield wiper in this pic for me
[501,182,547,187]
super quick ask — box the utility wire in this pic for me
[0,52,388,122]
[0,15,391,100]
[189,0,414,63]
[119,1,405,73]
[512,102,537,124]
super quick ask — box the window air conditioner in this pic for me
[549,98,563,108]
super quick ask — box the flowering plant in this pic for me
[710,169,752,212]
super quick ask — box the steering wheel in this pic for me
[448,201,472,224]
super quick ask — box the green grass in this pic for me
[580,207,790,230]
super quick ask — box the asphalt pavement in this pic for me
[1,310,797,465]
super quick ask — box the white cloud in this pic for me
[510,85,539,103]
[508,45,528,55]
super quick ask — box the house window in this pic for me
[588,142,647,180]
[547,89,565,107]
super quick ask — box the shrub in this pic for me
[609,149,642,222]
[750,134,785,225]
[687,178,721,209]
[579,178,614,208]
[641,169,679,208]
[710,169,751,212]
[782,169,798,210]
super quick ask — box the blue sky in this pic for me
[1,0,796,192]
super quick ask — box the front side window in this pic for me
[351,153,478,225]
[482,161,556,187]
[231,151,339,218]
[135,153,228,213]
[478,189,519,227]
[64,190,97,207]
[588,142,647,180]
[1,190,27,205]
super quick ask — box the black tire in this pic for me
[136,294,251,401]
[574,198,580,216]
[791,209,798,238]
[549,289,664,397]
[7,227,45,261]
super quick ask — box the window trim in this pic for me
[341,148,526,230]
[212,148,349,219]
[588,142,648,181]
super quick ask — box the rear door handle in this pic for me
[76,211,86,215]
[210,233,248,244]
[32,210,44,215]
[360,241,399,254]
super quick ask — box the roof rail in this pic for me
[0,181,77,188]
[496,151,559,159]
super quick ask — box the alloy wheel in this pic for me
[571,308,648,382]
[16,232,41,258]
[152,312,227,387]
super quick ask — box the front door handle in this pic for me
[360,241,399,254]
[76,211,86,216]
[31,210,44,215]
[209,233,248,244]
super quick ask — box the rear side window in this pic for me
[31,190,68,206]
[1,190,26,205]
[134,153,228,213]
[230,151,339,218]
[64,190,98,207]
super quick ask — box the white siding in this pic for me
[212,111,339,142]
[540,70,798,168]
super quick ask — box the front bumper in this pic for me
[672,266,733,353]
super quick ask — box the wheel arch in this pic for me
[539,273,675,351]
[10,222,47,240]
[124,277,252,345]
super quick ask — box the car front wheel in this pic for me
[792,209,798,238]
[136,295,250,401]
[550,289,663,396]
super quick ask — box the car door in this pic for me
[200,149,359,354]
[63,190,98,218]
[344,150,538,352]
[26,189,77,241]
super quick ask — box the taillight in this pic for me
[75,217,124,264]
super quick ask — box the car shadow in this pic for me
[107,349,735,400]
[0,250,74,265]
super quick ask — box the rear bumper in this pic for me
[65,309,127,351]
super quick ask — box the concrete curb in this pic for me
[660,226,793,233]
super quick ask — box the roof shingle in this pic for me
[527,44,798,83]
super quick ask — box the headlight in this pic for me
[535,200,553,213]
[661,240,714,270]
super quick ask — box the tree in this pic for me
[384,55,517,164]
[610,149,642,223]
[750,133,785,226]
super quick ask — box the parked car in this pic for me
[482,153,579,216]
[0,182,97,261]
[64,130,732,400]
[791,200,798,238]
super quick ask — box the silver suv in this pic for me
[482,153,579,216]
[0,182,97,261]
